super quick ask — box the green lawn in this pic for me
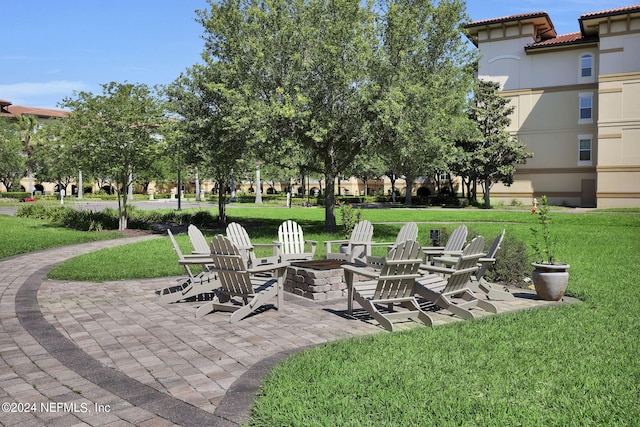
[3,206,640,425]
[0,214,124,259]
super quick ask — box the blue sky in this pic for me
[1,0,634,110]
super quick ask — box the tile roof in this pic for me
[580,4,640,19]
[0,100,67,119]
[526,32,596,49]
[466,11,550,28]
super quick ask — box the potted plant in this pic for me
[530,195,570,300]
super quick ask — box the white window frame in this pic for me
[578,134,593,166]
[579,53,594,82]
[578,92,593,124]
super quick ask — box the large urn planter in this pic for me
[531,263,570,301]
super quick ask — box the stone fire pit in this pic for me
[285,260,350,301]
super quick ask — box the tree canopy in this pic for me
[60,82,165,229]
[457,79,533,207]
[170,0,475,230]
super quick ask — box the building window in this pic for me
[579,93,593,124]
[578,135,592,166]
[580,54,592,77]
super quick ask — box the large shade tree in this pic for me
[60,82,166,230]
[190,0,378,232]
[371,0,476,205]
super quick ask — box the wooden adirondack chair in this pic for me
[226,222,280,268]
[369,222,418,254]
[416,236,498,320]
[423,225,467,264]
[195,235,288,322]
[469,230,515,301]
[158,230,220,304]
[342,240,433,332]
[276,220,317,262]
[325,220,374,263]
[188,224,211,255]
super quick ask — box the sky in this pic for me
[1,0,636,110]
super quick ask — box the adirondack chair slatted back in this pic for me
[167,230,197,281]
[351,220,374,243]
[444,225,467,253]
[226,222,254,266]
[373,240,423,301]
[188,224,210,254]
[278,220,305,255]
[210,235,254,297]
[395,222,419,246]
[443,236,485,293]
[476,230,504,280]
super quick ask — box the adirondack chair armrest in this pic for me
[342,264,379,279]
[179,256,213,265]
[385,258,424,266]
[182,253,211,259]
[369,241,395,247]
[325,239,349,253]
[253,242,280,256]
[478,257,496,264]
[247,262,288,275]
[419,264,453,275]
[431,256,458,266]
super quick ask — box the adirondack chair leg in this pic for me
[475,298,498,314]
[344,270,356,315]
[438,295,476,320]
[477,280,515,301]
[195,300,216,318]
[362,301,395,331]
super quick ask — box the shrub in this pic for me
[485,234,531,287]
[1,192,31,199]
[339,204,362,238]
[192,210,216,227]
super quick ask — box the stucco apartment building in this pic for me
[466,5,640,208]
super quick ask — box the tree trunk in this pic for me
[324,173,337,232]
[404,175,414,205]
[254,161,262,204]
[218,192,227,224]
[483,178,492,208]
[195,168,201,201]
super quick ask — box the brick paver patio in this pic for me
[0,235,577,426]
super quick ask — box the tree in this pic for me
[15,114,40,193]
[32,118,79,199]
[371,0,476,205]
[0,118,25,192]
[60,82,165,229]
[465,79,533,208]
[193,0,378,232]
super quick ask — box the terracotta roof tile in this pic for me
[580,4,640,19]
[528,32,583,47]
[466,11,550,27]
[0,105,67,119]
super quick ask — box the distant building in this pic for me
[466,5,640,207]
[0,98,67,120]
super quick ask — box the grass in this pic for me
[248,211,640,426]
[3,205,640,425]
[0,215,124,259]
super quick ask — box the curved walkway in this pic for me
[0,236,572,426]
